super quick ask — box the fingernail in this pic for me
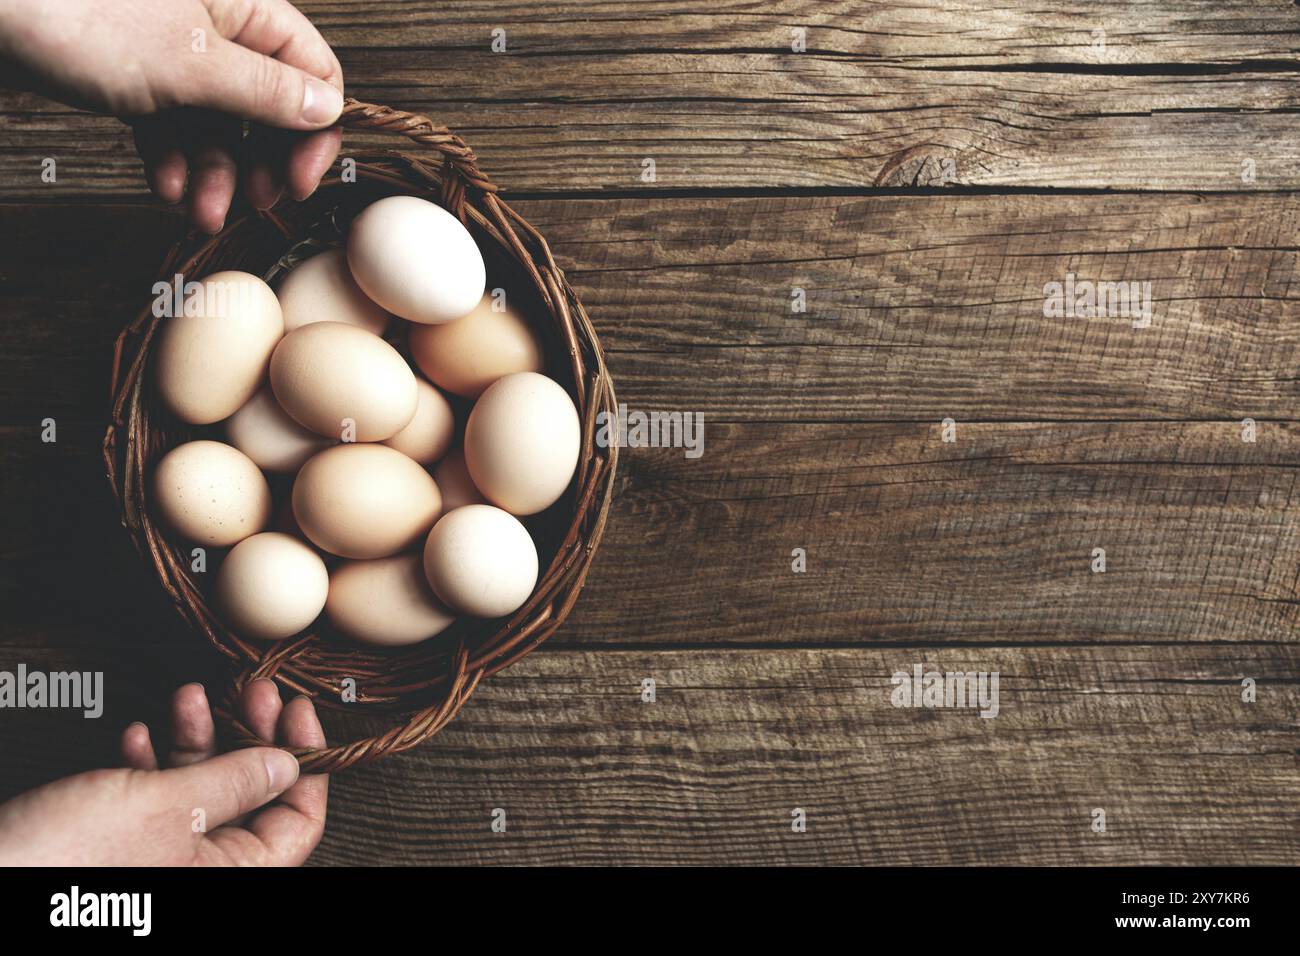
[264,749,300,793]
[253,186,283,212]
[301,78,343,126]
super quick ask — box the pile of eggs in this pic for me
[150,196,580,647]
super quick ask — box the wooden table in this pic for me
[2,1,1298,865]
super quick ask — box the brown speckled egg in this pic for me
[153,440,272,547]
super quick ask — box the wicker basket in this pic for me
[102,99,618,773]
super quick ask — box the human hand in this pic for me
[0,679,328,866]
[0,0,345,231]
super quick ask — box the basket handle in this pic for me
[212,100,501,774]
[335,98,497,219]
[216,638,486,775]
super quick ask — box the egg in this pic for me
[423,505,538,618]
[224,385,330,473]
[216,532,329,640]
[464,372,581,515]
[326,554,455,646]
[409,291,544,398]
[154,271,283,424]
[153,440,272,547]
[432,445,486,516]
[382,378,454,465]
[346,196,485,324]
[270,321,418,441]
[276,248,390,336]
[293,444,441,559]
[272,498,310,541]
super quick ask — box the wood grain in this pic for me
[3,197,1300,649]
[9,418,1300,649]
[531,193,1300,421]
[0,1,1297,866]
[313,644,1300,865]
[300,0,1300,64]
[2,1,1300,193]
[1,643,1294,865]
[574,419,1300,645]
[3,194,1297,424]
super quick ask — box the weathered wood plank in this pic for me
[343,56,1300,191]
[534,193,1300,420]
[9,418,1300,646]
[2,1,1296,870]
[2,194,1297,424]
[0,644,1295,865]
[4,194,1300,645]
[298,0,1300,65]
[575,419,1300,645]
[3,4,1300,194]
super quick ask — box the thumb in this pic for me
[179,37,343,130]
[154,747,301,828]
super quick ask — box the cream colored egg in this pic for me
[276,248,390,336]
[346,196,485,324]
[216,532,329,640]
[293,444,441,559]
[432,446,485,517]
[270,321,418,441]
[464,372,580,515]
[326,553,455,646]
[153,440,272,547]
[422,505,538,618]
[409,291,544,398]
[382,379,454,465]
[224,385,330,473]
[154,271,283,424]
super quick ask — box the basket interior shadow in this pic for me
[103,101,618,773]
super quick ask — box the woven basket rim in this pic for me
[101,99,618,773]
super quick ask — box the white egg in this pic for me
[346,196,485,324]
[423,504,538,618]
[216,532,329,640]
